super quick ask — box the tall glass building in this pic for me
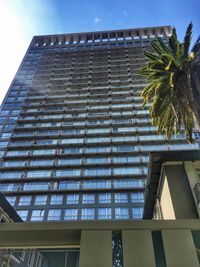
[0,26,199,222]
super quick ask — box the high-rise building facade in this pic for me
[0,26,199,222]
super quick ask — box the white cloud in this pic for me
[94,17,102,23]
[0,0,28,104]
[123,10,128,16]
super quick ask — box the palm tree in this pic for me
[139,22,200,142]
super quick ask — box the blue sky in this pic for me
[0,0,199,103]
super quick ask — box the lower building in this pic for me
[0,150,200,267]
[0,220,199,267]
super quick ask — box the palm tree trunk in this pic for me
[190,99,200,130]
[187,70,200,130]
[190,71,200,130]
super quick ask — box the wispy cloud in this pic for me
[123,10,128,16]
[94,17,102,23]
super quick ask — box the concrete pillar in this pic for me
[79,230,112,267]
[122,230,155,267]
[162,229,199,267]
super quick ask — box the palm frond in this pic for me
[183,22,193,57]
[151,40,164,55]
[157,37,172,55]
[168,28,179,56]
[192,35,200,54]
[143,51,160,61]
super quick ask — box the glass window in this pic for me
[64,209,78,220]
[0,183,19,192]
[6,150,29,156]
[86,146,110,153]
[113,156,140,164]
[84,168,111,176]
[66,194,79,204]
[33,149,56,155]
[115,207,129,219]
[132,207,144,219]
[17,210,28,221]
[113,167,141,175]
[3,161,26,167]
[50,195,63,205]
[1,133,11,139]
[81,208,95,220]
[56,169,81,177]
[27,170,52,178]
[59,181,80,190]
[86,137,110,143]
[82,194,95,204]
[131,192,144,203]
[31,210,45,221]
[19,196,32,206]
[61,138,84,144]
[114,193,128,203]
[6,196,16,206]
[30,160,54,166]
[87,128,109,133]
[47,209,61,221]
[0,171,22,179]
[62,148,81,154]
[98,208,112,220]
[85,157,109,164]
[57,158,81,165]
[98,193,111,203]
[35,139,58,145]
[83,180,111,189]
[113,145,134,152]
[114,179,144,188]
[24,182,50,191]
[34,195,48,205]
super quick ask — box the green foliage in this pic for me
[139,22,200,142]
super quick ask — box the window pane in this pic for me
[19,196,32,206]
[47,209,61,221]
[34,195,48,205]
[31,210,45,221]
[17,210,28,220]
[64,209,78,220]
[98,193,111,203]
[50,195,63,205]
[131,192,144,203]
[24,183,49,191]
[81,208,95,220]
[6,196,16,206]
[66,194,79,204]
[82,194,95,204]
[115,207,129,219]
[114,193,128,203]
[132,207,144,219]
[98,208,112,220]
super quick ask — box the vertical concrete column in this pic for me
[162,229,199,267]
[122,230,155,267]
[79,230,112,267]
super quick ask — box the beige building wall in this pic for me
[160,175,176,219]
[162,229,199,267]
[157,163,198,219]
[122,230,155,267]
[79,230,112,267]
